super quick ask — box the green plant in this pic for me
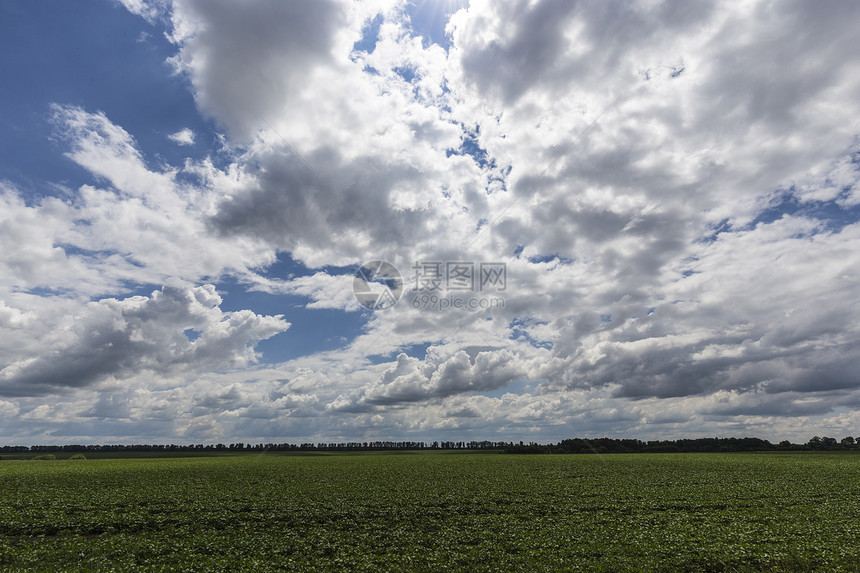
[69,453,87,460]
[1,452,859,571]
[31,454,56,461]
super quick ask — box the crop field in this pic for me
[1,452,860,571]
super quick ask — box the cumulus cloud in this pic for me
[167,0,486,268]
[168,0,353,140]
[0,285,288,397]
[0,105,279,299]
[329,347,527,411]
[3,0,860,443]
[0,300,33,330]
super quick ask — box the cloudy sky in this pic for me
[1,0,859,445]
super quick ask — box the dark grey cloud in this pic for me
[208,147,433,263]
[171,0,348,140]
[451,0,714,105]
[702,392,838,418]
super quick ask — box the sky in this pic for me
[1,0,860,446]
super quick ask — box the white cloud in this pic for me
[168,127,195,145]
[0,400,18,418]
[255,272,361,311]
[3,0,860,444]
[0,105,276,299]
[167,0,484,268]
[0,285,288,397]
[115,0,163,23]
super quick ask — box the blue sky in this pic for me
[0,0,467,367]
[1,0,860,445]
[1,2,209,190]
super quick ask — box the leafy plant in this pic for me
[1,452,859,571]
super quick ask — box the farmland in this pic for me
[1,452,859,571]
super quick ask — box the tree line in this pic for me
[1,436,857,455]
[505,435,860,454]
[0,440,509,454]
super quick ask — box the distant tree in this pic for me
[821,436,838,448]
[841,437,855,447]
[808,436,822,448]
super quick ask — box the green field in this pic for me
[2,452,859,571]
